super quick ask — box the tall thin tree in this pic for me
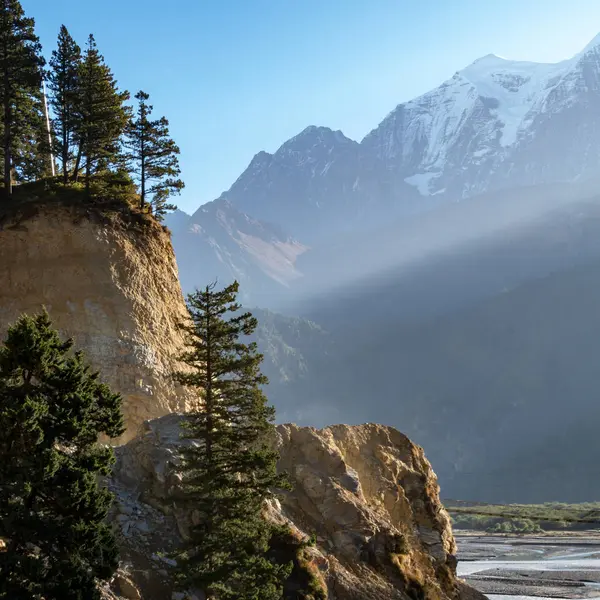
[48,25,81,184]
[0,0,45,199]
[173,281,291,600]
[125,90,183,218]
[74,34,129,196]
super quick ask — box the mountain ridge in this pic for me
[172,32,600,303]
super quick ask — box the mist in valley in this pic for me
[167,33,600,504]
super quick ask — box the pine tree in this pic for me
[124,90,183,219]
[48,25,82,185]
[0,0,46,199]
[0,312,125,600]
[74,34,129,196]
[10,98,48,183]
[174,281,291,600]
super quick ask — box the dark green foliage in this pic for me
[448,501,600,532]
[0,0,46,198]
[487,519,542,534]
[0,7,183,224]
[268,526,327,600]
[0,176,163,237]
[74,34,130,196]
[174,281,291,600]
[48,25,81,184]
[0,311,125,600]
[124,90,183,219]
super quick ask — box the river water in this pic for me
[456,534,600,600]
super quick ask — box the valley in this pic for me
[167,31,600,505]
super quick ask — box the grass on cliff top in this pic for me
[446,501,600,533]
[0,174,164,234]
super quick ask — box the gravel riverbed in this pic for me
[457,533,600,599]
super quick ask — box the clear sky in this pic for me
[22,0,600,213]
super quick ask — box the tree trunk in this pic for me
[3,96,11,200]
[62,114,69,185]
[2,25,11,201]
[205,289,213,464]
[72,145,82,182]
[140,143,145,210]
[85,154,91,198]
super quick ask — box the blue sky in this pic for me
[23,0,600,213]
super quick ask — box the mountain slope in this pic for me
[212,125,420,242]
[256,259,600,503]
[170,199,307,304]
[292,181,600,311]
[173,33,600,303]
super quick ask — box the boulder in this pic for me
[111,415,470,600]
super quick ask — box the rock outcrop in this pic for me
[0,205,192,443]
[109,414,469,600]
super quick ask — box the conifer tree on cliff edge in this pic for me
[125,90,184,220]
[74,34,129,196]
[0,312,125,600]
[174,281,292,600]
[0,0,45,200]
[48,25,82,185]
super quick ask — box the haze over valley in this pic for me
[167,33,600,503]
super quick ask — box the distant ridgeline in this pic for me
[446,501,600,534]
[0,2,184,222]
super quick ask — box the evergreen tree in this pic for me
[74,34,129,195]
[48,25,82,184]
[10,99,49,183]
[124,90,183,219]
[174,281,291,600]
[0,0,46,199]
[0,312,125,600]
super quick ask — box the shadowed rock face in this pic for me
[0,206,193,443]
[111,414,466,600]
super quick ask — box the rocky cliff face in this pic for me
[108,414,476,600]
[0,206,192,443]
[169,199,308,303]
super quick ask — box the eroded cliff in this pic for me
[0,205,192,443]
[108,414,477,600]
[0,202,482,600]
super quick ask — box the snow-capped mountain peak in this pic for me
[193,31,600,251]
[361,34,600,198]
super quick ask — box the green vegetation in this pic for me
[48,25,82,185]
[75,34,130,197]
[125,90,184,218]
[268,526,327,600]
[0,0,47,196]
[0,312,125,599]
[173,281,292,600]
[0,0,183,220]
[0,176,159,234]
[447,502,600,533]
